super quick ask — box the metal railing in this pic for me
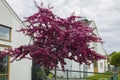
[53,69,113,80]
[32,67,118,80]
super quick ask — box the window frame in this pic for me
[0,44,10,80]
[0,24,12,42]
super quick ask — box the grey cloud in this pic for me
[7,0,37,19]
[6,0,120,54]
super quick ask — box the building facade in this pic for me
[0,0,32,80]
[58,20,108,78]
[0,0,107,80]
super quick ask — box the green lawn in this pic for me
[88,73,120,80]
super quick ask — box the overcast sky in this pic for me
[7,0,120,54]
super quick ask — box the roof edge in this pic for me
[1,0,26,27]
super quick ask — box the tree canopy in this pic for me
[0,4,106,70]
[110,52,120,67]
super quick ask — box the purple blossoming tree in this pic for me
[0,5,106,70]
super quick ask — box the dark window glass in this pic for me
[0,24,11,41]
[0,56,8,74]
[0,46,9,80]
[0,75,8,80]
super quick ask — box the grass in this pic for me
[87,72,120,80]
[88,74,111,80]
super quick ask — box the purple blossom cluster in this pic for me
[0,6,106,70]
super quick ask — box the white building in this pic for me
[0,0,107,80]
[58,20,108,78]
[0,0,32,80]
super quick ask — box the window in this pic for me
[0,44,10,80]
[100,63,103,69]
[94,60,98,68]
[94,60,98,72]
[92,42,97,51]
[0,24,11,41]
[104,61,107,71]
[87,65,90,70]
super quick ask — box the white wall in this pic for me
[0,1,108,80]
[71,60,79,78]
[89,21,107,73]
[0,1,32,80]
[69,21,107,78]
